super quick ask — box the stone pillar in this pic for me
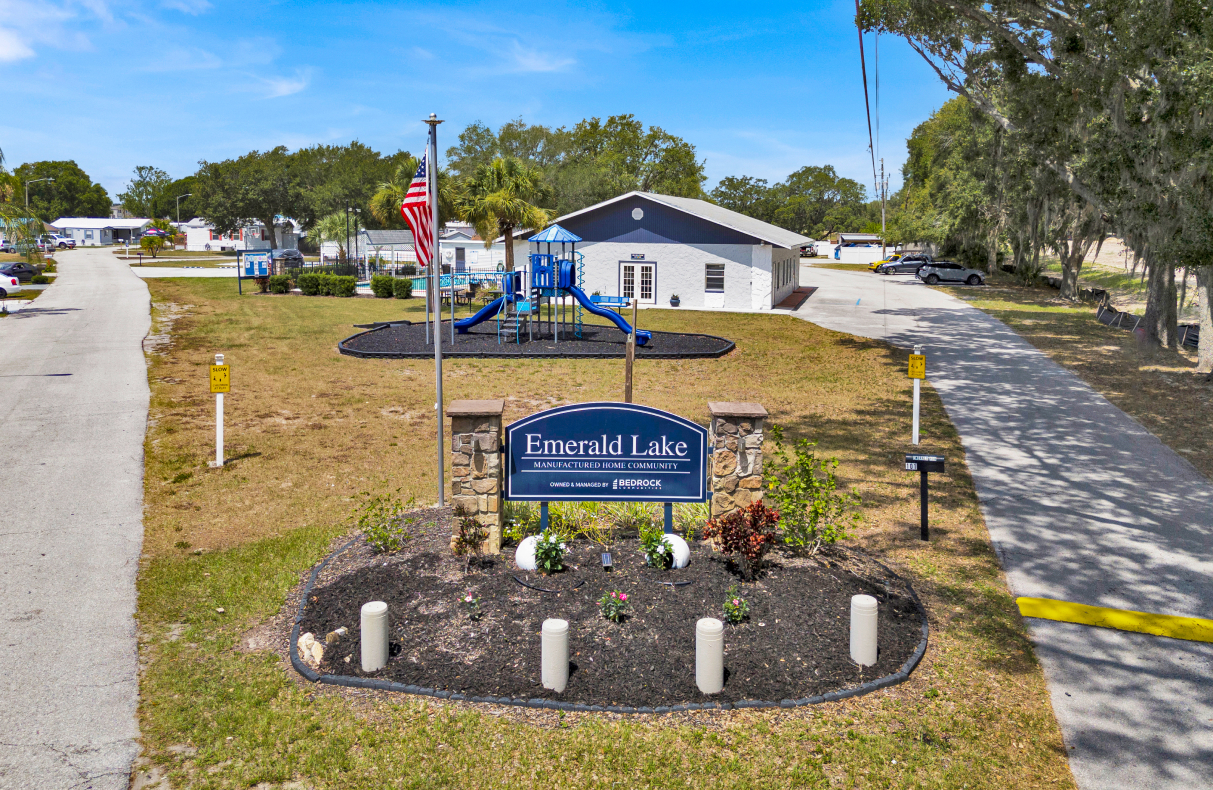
[448,399,504,554]
[707,402,768,518]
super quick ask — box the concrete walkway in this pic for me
[0,247,149,789]
[795,265,1213,790]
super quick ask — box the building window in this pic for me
[84,229,94,239]
[705,263,725,293]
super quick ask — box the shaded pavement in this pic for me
[795,265,1213,790]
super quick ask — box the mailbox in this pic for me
[905,454,945,473]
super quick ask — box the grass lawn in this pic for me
[941,274,1213,483]
[136,279,1075,789]
[127,258,232,268]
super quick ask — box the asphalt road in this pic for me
[796,265,1213,790]
[0,247,148,789]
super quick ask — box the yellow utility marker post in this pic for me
[908,346,925,444]
[209,354,229,468]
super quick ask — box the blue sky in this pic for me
[0,0,952,201]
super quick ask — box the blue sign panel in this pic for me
[242,251,272,277]
[506,402,708,502]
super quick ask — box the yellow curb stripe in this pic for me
[1016,597,1213,643]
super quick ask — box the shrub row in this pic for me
[370,274,413,299]
[298,273,356,297]
[268,274,291,294]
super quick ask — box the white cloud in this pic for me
[0,27,34,62]
[504,41,574,73]
[259,70,310,98]
[160,0,212,14]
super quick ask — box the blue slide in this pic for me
[565,285,651,346]
[455,296,506,333]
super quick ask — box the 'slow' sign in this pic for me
[210,364,230,393]
[506,403,707,502]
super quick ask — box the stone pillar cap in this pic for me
[448,399,505,416]
[707,402,768,419]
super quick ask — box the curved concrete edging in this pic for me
[289,539,928,713]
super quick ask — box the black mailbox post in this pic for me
[905,454,945,540]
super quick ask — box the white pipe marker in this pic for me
[696,617,724,694]
[541,618,569,692]
[850,594,878,667]
[361,600,389,672]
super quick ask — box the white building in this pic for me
[180,217,299,252]
[509,192,810,311]
[831,233,891,264]
[49,217,152,246]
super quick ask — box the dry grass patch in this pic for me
[137,278,1075,789]
[943,275,1213,481]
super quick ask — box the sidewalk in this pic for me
[795,265,1213,790]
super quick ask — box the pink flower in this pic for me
[620,594,628,602]
[732,599,740,606]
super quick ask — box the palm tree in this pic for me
[0,147,41,263]
[310,211,350,262]
[369,158,457,230]
[455,157,553,271]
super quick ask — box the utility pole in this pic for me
[880,159,887,259]
[176,193,192,224]
[344,205,351,275]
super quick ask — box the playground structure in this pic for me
[452,225,651,346]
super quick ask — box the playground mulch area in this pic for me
[295,508,924,709]
[338,320,735,359]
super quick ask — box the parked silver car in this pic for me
[916,261,985,286]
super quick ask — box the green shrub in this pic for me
[370,274,395,298]
[298,273,321,295]
[534,531,567,574]
[640,526,673,569]
[762,424,861,555]
[598,590,630,623]
[268,274,291,294]
[332,275,356,297]
[351,489,416,553]
[393,277,413,299]
[30,274,49,284]
[502,501,540,546]
[317,274,334,296]
[674,502,710,541]
[722,585,750,624]
[400,264,417,275]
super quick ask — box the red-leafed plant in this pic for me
[703,501,780,580]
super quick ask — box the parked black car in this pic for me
[0,262,42,283]
[273,249,305,267]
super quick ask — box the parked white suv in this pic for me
[48,234,76,249]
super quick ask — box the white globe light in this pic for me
[664,534,690,569]
[515,535,539,571]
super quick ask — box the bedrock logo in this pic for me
[612,478,662,490]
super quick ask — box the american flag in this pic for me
[399,153,433,268]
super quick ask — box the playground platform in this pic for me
[338,321,734,359]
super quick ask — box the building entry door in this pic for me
[454,247,466,272]
[620,262,655,304]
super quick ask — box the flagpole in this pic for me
[426,113,445,507]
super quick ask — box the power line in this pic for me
[854,0,878,196]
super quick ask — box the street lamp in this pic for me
[175,193,192,224]
[25,177,54,208]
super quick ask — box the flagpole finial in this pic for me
[424,113,444,126]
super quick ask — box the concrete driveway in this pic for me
[0,247,148,789]
[796,265,1213,790]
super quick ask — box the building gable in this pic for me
[558,194,763,246]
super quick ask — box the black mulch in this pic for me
[298,508,924,709]
[337,321,735,359]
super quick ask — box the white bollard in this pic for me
[850,594,878,666]
[541,618,569,693]
[696,617,724,694]
[361,601,389,672]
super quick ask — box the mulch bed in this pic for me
[296,507,925,709]
[337,321,735,359]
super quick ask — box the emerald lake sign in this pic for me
[506,402,708,502]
